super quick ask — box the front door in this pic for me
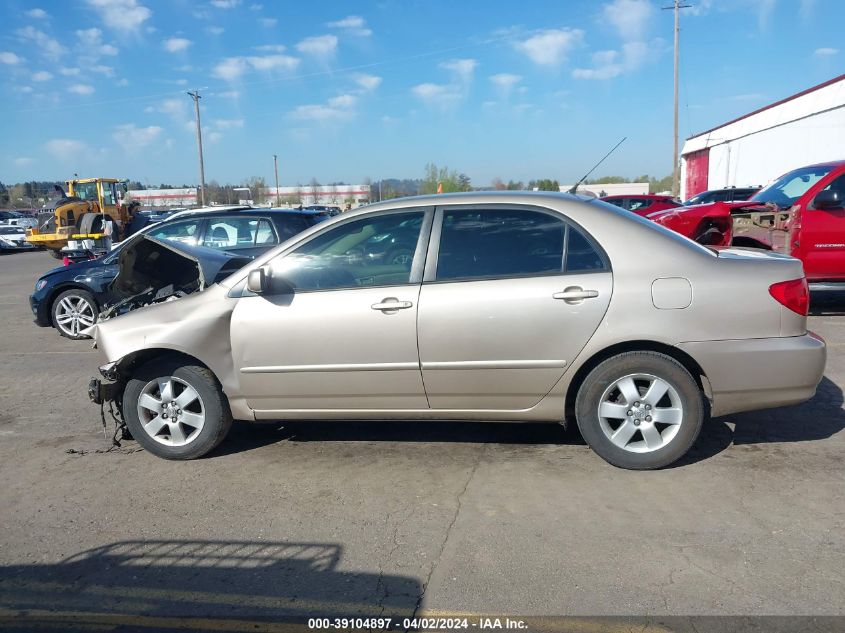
[417,206,612,410]
[230,208,432,412]
[803,172,845,281]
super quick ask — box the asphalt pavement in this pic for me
[0,250,843,631]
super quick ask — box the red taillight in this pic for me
[769,278,809,316]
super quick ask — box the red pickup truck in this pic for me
[646,160,845,286]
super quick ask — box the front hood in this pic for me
[99,235,251,319]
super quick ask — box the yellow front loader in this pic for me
[26,178,140,255]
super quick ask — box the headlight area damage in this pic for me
[101,235,251,319]
[88,236,251,446]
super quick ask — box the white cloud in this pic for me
[602,0,653,41]
[259,17,277,28]
[206,132,223,144]
[163,37,191,53]
[14,157,34,166]
[254,44,285,52]
[756,0,776,29]
[800,0,816,20]
[59,67,81,75]
[150,98,187,120]
[212,54,300,80]
[353,74,381,91]
[117,78,129,86]
[26,8,48,19]
[291,93,358,122]
[213,118,244,129]
[411,82,461,104]
[440,58,478,83]
[291,104,353,122]
[515,28,584,66]
[572,40,656,80]
[16,86,34,94]
[32,71,53,82]
[206,26,225,35]
[69,84,95,95]
[489,73,521,89]
[211,0,240,7]
[0,52,22,65]
[92,65,115,76]
[45,138,88,160]
[328,94,356,108]
[75,28,118,57]
[16,26,65,60]
[250,3,263,10]
[295,34,338,58]
[113,123,163,149]
[814,47,838,56]
[327,15,372,37]
[85,0,151,33]
[216,90,240,99]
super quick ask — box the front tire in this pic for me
[123,358,232,460]
[575,351,704,470]
[51,289,98,339]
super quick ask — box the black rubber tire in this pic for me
[123,358,232,460]
[50,250,63,259]
[78,213,104,235]
[575,351,704,470]
[50,288,98,340]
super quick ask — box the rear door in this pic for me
[417,205,612,410]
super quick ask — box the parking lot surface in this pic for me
[1,251,843,624]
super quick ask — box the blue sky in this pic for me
[0,0,842,187]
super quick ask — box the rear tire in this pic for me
[51,289,98,339]
[123,358,232,460]
[575,351,704,470]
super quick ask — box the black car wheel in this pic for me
[51,289,98,339]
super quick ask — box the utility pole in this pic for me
[187,90,206,206]
[663,1,691,198]
[273,154,281,206]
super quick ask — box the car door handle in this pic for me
[553,287,599,303]
[371,298,413,312]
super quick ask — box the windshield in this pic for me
[751,165,834,207]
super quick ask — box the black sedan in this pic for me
[31,207,325,339]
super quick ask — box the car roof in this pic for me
[601,194,673,200]
[162,206,321,222]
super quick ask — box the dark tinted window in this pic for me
[436,209,565,281]
[273,215,312,240]
[605,198,626,209]
[566,226,605,272]
[269,211,424,291]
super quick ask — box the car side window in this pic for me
[203,217,264,250]
[435,209,566,281]
[565,226,606,272]
[275,216,311,241]
[629,198,652,211]
[148,220,200,245]
[269,211,425,291]
[822,174,845,196]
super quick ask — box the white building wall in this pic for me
[704,107,845,192]
[680,75,845,199]
[559,182,649,197]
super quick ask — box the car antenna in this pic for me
[567,137,627,195]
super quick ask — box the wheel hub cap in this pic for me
[597,373,684,454]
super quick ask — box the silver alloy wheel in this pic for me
[54,295,96,337]
[597,373,684,453]
[136,376,206,447]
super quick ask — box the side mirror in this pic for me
[246,265,295,295]
[813,189,843,210]
[247,266,269,294]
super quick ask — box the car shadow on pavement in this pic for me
[676,375,844,466]
[209,418,583,459]
[0,539,421,630]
